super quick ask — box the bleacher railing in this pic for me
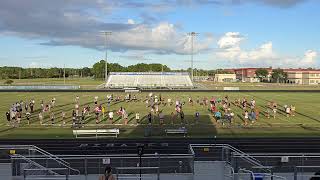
[0,145,80,178]
[38,154,194,176]
[115,167,160,180]
[236,153,320,180]
[189,144,270,172]
[3,144,320,179]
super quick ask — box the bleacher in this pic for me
[106,72,193,89]
[3,142,320,179]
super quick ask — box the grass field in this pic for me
[198,81,320,90]
[1,78,320,90]
[1,91,320,139]
[0,78,104,89]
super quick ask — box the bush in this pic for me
[4,79,14,85]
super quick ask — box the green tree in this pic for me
[255,68,269,82]
[92,60,106,79]
[272,69,287,83]
[108,63,125,72]
[82,67,92,77]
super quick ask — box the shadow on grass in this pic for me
[0,126,15,134]
[128,114,217,138]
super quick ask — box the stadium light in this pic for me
[63,64,66,85]
[101,31,112,82]
[187,32,199,83]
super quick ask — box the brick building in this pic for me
[224,68,272,82]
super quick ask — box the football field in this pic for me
[1,91,320,139]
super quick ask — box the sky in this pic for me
[0,0,319,70]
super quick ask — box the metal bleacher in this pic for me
[106,72,194,89]
[2,143,320,179]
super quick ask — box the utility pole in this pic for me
[188,32,198,83]
[101,31,112,82]
[63,64,66,85]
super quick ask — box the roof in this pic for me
[284,69,320,73]
[225,68,272,72]
[224,68,320,73]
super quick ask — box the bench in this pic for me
[73,129,120,138]
[165,128,187,137]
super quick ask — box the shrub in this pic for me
[4,79,14,85]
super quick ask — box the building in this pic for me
[214,74,236,82]
[284,69,320,85]
[224,68,272,82]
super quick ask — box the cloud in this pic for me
[152,0,309,8]
[107,0,307,9]
[127,19,135,25]
[109,22,213,54]
[0,0,213,55]
[301,50,317,65]
[254,0,307,8]
[217,32,244,49]
[24,56,49,59]
[215,32,318,67]
[29,61,53,68]
[229,0,308,8]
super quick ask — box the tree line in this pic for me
[0,60,297,83]
[92,60,172,79]
[0,60,173,79]
[0,66,92,79]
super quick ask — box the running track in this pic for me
[0,138,319,155]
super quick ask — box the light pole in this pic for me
[101,31,112,82]
[187,32,198,83]
[63,64,66,85]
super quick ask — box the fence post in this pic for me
[85,157,87,178]
[302,154,305,178]
[192,155,195,175]
[68,164,70,180]
[293,166,297,180]
[157,154,160,173]
[66,168,69,180]
[116,168,119,180]
[221,147,225,161]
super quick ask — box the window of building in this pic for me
[310,80,315,84]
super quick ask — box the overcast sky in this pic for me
[0,0,319,69]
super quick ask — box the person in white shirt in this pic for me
[94,96,99,104]
[51,97,56,107]
[39,112,43,125]
[108,111,114,122]
[286,106,291,117]
[61,111,66,126]
[135,112,140,124]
